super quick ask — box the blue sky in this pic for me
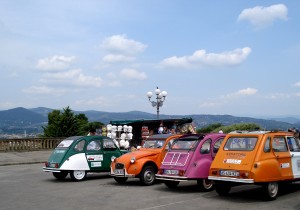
[1,1,300,118]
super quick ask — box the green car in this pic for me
[43,136,127,181]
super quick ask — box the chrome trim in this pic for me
[110,167,135,178]
[42,167,62,173]
[155,174,188,181]
[208,176,254,183]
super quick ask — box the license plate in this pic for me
[220,170,239,177]
[164,169,179,175]
[114,169,124,175]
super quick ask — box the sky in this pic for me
[0,0,300,118]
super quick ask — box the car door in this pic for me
[212,137,225,159]
[271,136,293,179]
[101,138,120,170]
[287,136,300,178]
[85,138,104,171]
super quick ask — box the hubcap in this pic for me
[268,182,278,197]
[203,179,213,189]
[74,170,85,180]
[145,170,154,183]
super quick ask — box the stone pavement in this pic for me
[0,150,52,166]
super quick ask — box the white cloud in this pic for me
[36,55,76,71]
[120,68,147,80]
[75,96,111,107]
[236,88,258,95]
[238,4,288,28]
[221,88,258,100]
[265,93,291,99]
[102,54,135,63]
[22,85,68,95]
[42,69,103,87]
[293,82,300,87]
[160,47,251,69]
[101,34,147,55]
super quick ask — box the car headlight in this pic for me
[111,156,116,162]
[130,157,136,164]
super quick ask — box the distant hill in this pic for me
[0,107,47,123]
[0,107,299,135]
[29,107,54,118]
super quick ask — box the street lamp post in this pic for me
[146,87,167,119]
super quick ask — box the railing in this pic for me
[0,138,64,152]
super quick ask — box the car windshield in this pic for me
[171,138,199,150]
[143,140,165,148]
[224,137,258,151]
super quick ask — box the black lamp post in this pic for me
[146,87,167,119]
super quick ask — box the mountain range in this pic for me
[0,107,299,135]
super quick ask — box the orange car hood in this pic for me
[117,148,160,162]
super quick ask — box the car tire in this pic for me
[52,171,68,180]
[70,170,86,181]
[197,178,214,191]
[215,184,231,196]
[164,181,180,189]
[114,177,128,184]
[262,182,278,201]
[140,165,156,186]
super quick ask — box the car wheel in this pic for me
[262,182,278,200]
[140,166,156,186]
[70,170,86,181]
[215,184,231,196]
[114,177,128,184]
[197,178,214,191]
[52,171,68,180]
[164,181,180,189]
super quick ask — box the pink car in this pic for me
[156,133,225,191]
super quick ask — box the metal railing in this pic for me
[0,138,64,152]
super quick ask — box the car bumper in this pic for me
[110,167,135,178]
[208,176,254,183]
[155,174,189,182]
[42,167,62,173]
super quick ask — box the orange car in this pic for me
[208,131,300,200]
[110,134,181,185]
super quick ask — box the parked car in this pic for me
[155,133,225,191]
[208,131,300,200]
[110,134,182,185]
[43,136,127,181]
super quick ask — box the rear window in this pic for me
[224,137,258,151]
[171,137,199,150]
[57,140,74,148]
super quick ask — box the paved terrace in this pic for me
[0,150,52,166]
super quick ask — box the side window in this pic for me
[74,140,85,152]
[87,140,101,151]
[287,136,300,152]
[213,138,224,153]
[103,138,117,150]
[272,137,288,152]
[264,137,271,153]
[165,139,175,150]
[200,139,211,154]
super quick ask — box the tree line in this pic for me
[42,106,103,137]
[42,106,263,138]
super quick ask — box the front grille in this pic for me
[115,163,124,169]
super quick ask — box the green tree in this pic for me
[197,123,261,134]
[213,123,261,133]
[42,106,104,137]
[197,123,222,133]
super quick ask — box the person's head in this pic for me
[89,128,96,135]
